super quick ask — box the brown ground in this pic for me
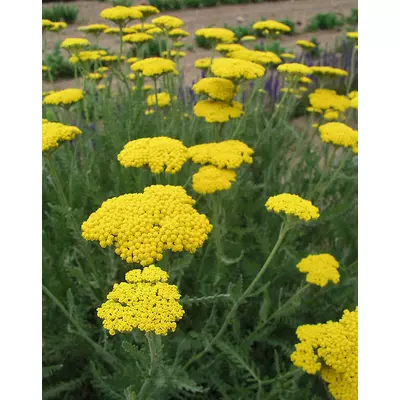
[42,0,357,91]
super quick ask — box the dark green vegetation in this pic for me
[42,4,79,23]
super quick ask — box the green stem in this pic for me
[346,46,357,95]
[138,332,158,400]
[184,220,290,370]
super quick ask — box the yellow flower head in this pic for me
[43,88,84,106]
[265,193,320,221]
[42,19,54,31]
[192,165,236,195]
[61,38,91,51]
[195,28,235,43]
[49,21,67,32]
[97,265,184,336]
[82,185,213,266]
[131,57,177,77]
[309,89,350,112]
[291,308,358,399]
[152,15,184,30]
[195,57,217,70]
[215,43,246,54]
[350,96,358,110]
[281,53,296,60]
[297,254,340,287]
[323,110,340,121]
[253,20,291,33]
[173,41,185,48]
[123,32,153,43]
[69,50,104,64]
[228,49,281,66]
[346,31,358,40]
[192,77,237,102]
[42,65,48,72]
[296,40,316,49]
[104,27,121,35]
[161,50,186,58]
[97,66,109,73]
[299,76,312,84]
[101,55,126,63]
[100,6,142,24]
[311,66,348,77]
[125,23,154,33]
[241,35,257,42]
[194,100,243,123]
[86,72,103,81]
[188,140,254,169]
[168,28,189,38]
[318,122,358,151]
[126,57,140,64]
[132,5,160,19]
[118,136,188,174]
[211,58,265,80]
[42,121,82,152]
[97,84,106,91]
[277,63,313,76]
[147,92,171,108]
[78,24,109,34]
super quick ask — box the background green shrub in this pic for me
[278,18,296,35]
[42,5,79,23]
[306,13,344,32]
[346,8,358,25]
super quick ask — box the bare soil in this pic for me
[42,0,357,91]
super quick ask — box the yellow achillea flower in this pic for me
[43,88,84,106]
[132,5,160,19]
[265,193,320,221]
[168,28,189,38]
[348,91,358,99]
[195,57,217,70]
[104,27,121,35]
[97,265,184,336]
[281,53,296,60]
[147,92,171,108]
[318,122,358,152]
[125,23,154,33]
[309,89,350,112]
[215,43,246,54]
[253,20,291,33]
[195,28,235,44]
[299,76,312,84]
[161,50,186,58]
[194,100,243,123]
[49,22,67,32]
[152,15,184,30]
[131,57,177,77]
[173,41,185,48]
[296,40,316,49]
[97,66,109,73]
[69,50,105,64]
[61,38,91,51]
[189,140,254,169]
[228,49,281,66]
[146,27,163,35]
[118,137,188,174]
[291,308,358,400]
[296,254,340,287]
[42,65,48,72]
[42,91,55,97]
[87,73,103,81]
[307,107,323,114]
[311,66,348,77]
[277,63,312,76]
[42,19,54,31]
[123,32,153,43]
[82,185,213,265]
[323,110,340,121]
[145,108,155,115]
[192,165,236,195]
[211,58,265,80]
[97,84,106,91]
[42,121,82,152]
[101,55,126,63]
[346,31,358,40]
[100,6,142,24]
[126,57,139,64]
[348,91,358,110]
[241,35,257,41]
[127,73,136,81]
[192,78,237,102]
[78,24,109,33]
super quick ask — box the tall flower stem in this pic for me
[138,332,158,400]
[184,220,291,370]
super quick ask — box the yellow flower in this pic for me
[123,32,153,43]
[101,55,126,63]
[152,15,184,30]
[277,63,313,76]
[228,49,281,66]
[131,57,177,77]
[43,88,84,106]
[215,43,246,54]
[211,58,265,80]
[323,110,340,121]
[97,84,106,91]
[97,265,184,336]
[173,41,185,49]
[195,28,235,43]
[100,6,142,24]
[97,66,109,73]
[104,27,121,35]
[125,23,154,33]
[132,5,160,19]
[126,57,139,64]
[188,140,254,169]
[194,100,243,123]
[82,185,213,266]
[42,65,48,72]
[350,96,358,110]
[291,308,358,400]
[143,84,153,91]
[61,38,91,51]
[147,92,171,108]
[318,122,358,151]
[297,254,340,287]
[161,50,186,58]
[281,53,296,60]
[192,165,236,194]
[299,76,312,84]
[309,89,350,112]
[195,57,217,70]
[42,91,55,97]
[241,35,257,41]
[253,20,291,33]
[49,22,67,32]
[86,72,103,81]
[78,24,109,34]
[42,121,82,152]
[145,108,155,115]
[42,19,54,31]
[296,40,316,49]
[311,66,348,77]
[307,107,323,114]
[265,193,320,221]
[118,137,188,174]
[346,31,358,40]
[192,78,237,102]
[69,50,103,64]
[168,28,189,38]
